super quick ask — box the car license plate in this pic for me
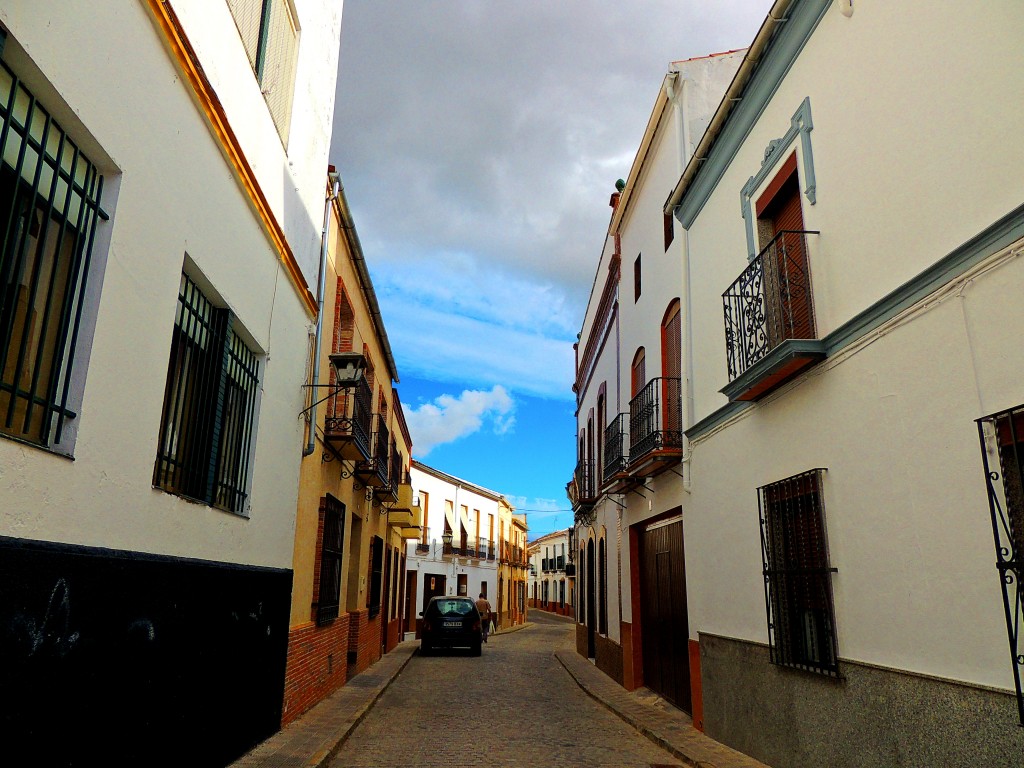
[443,620,460,628]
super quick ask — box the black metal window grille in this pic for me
[368,535,383,619]
[628,377,682,462]
[758,469,839,676]
[723,230,819,381]
[316,495,345,626]
[0,60,104,449]
[976,406,1024,726]
[153,274,260,515]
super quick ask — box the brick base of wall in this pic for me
[594,633,624,685]
[534,603,572,617]
[282,615,351,726]
[347,609,382,679]
[576,622,589,657]
[385,618,401,652]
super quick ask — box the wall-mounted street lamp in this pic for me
[301,350,369,461]
[328,351,367,387]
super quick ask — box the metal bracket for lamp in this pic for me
[298,351,368,417]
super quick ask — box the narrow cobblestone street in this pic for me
[329,612,681,768]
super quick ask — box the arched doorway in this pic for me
[586,538,596,658]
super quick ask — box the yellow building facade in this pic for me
[283,175,418,725]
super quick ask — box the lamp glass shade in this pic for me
[329,352,367,386]
[441,530,453,546]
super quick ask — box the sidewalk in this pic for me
[554,650,770,768]
[232,621,768,768]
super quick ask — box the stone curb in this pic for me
[554,651,770,768]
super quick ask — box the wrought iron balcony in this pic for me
[572,458,597,508]
[323,377,372,460]
[602,413,630,491]
[355,415,390,487]
[628,377,683,477]
[722,230,825,402]
[373,440,402,503]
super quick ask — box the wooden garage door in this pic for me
[640,517,691,712]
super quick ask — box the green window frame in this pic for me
[153,273,261,516]
[0,58,106,451]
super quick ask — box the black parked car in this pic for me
[420,596,482,656]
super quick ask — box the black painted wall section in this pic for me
[0,536,292,767]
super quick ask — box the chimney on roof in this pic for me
[609,178,626,209]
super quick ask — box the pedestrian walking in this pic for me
[475,593,492,643]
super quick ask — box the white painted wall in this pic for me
[680,2,1024,690]
[0,0,342,569]
[406,465,500,603]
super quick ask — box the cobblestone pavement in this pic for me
[329,612,682,768]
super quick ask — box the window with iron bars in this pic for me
[225,0,300,144]
[0,59,106,451]
[367,535,383,619]
[758,469,839,676]
[976,405,1024,726]
[315,494,345,625]
[153,274,261,516]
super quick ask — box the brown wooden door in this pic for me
[661,303,682,435]
[640,517,691,712]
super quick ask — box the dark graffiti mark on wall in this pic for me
[0,536,291,767]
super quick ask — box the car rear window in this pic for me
[431,599,474,616]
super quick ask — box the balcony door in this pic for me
[661,301,682,437]
[756,152,813,345]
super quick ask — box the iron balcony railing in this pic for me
[723,230,819,381]
[374,439,402,502]
[603,413,629,485]
[573,457,596,505]
[628,377,683,463]
[355,414,389,486]
[487,539,496,560]
[977,405,1024,726]
[415,542,429,554]
[324,376,371,456]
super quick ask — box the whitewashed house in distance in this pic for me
[0,1,341,764]
[572,1,1024,767]
[527,528,574,616]
[405,460,528,634]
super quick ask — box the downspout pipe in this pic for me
[665,71,696,492]
[303,171,342,457]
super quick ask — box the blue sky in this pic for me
[329,0,772,538]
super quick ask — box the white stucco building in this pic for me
[405,461,527,633]
[571,2,1024,766]
[570,47,743,705]
[0,2,342,763]
[527,528,574,616]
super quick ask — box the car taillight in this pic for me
[472,620,480,631]
[423,620,431,632]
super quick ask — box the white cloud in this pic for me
[404,385,516,456]
[384,297,575,401]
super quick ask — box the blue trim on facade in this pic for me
[741,97,816,259]
[675,0,831,229]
